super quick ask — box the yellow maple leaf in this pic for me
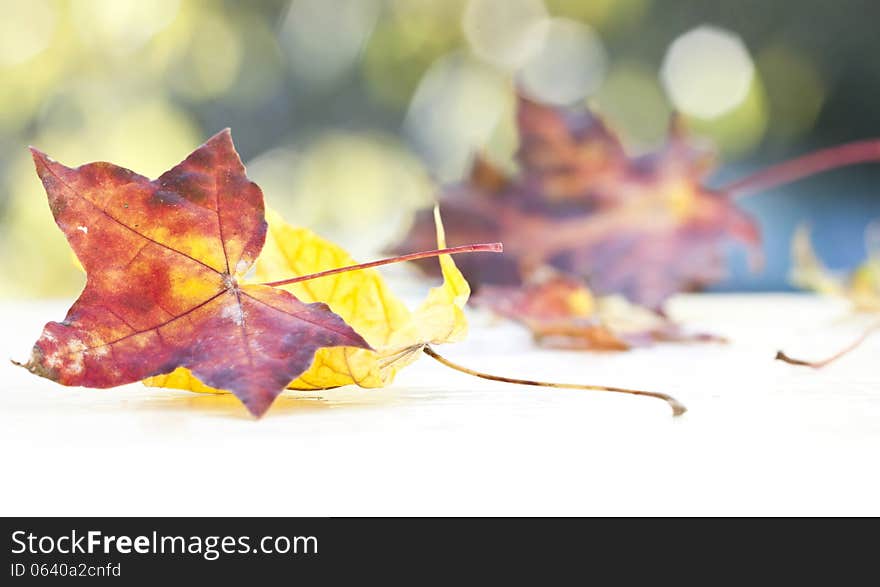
[790,223,880,311]
[144,206,469,394]
[790,225,845,297]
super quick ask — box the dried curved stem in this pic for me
[422,345,686,416]
[261,243,503,288]
[722,139,880,197]
[775,320,880,369]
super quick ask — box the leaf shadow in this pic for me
[136,388,412,419]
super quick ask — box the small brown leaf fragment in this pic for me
[473,270,723,351]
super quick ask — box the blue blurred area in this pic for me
[713,164,880,292]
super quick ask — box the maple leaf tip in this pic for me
[28,147,63,176]
[201,128,235,150]
[28,146,48,164]
[215,127,233,140]
[243,397,271,419]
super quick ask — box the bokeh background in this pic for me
[2,0,880,298]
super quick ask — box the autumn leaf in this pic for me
[790,223,880,311]
[394,95,760,310]
[776,223,880,368]
[789,225,847,298]
[145,208,687,415]
[146,206,470,394]
[19,128,685,416]
[474,270,720,351]
[18,130,370,417]
[396,92,880,326]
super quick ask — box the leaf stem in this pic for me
[721,139,880,197]
[775,320,880,369]
[421,345,687,416]
[261,242,503,287]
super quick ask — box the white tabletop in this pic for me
[1,293,877,516]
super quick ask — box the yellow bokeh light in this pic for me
[594,61,671,149]
[169,13,242,100]
[520,18,607,105]
[282,0,381,87]
[405,52,512,180]
[757,45,825,140]
[463,0,548,70]
[222,16,283,106]
[684,74,769,158]
[661,25,755,120]
[71,0,180,54]
[0,0,58,67]
[252,132,434,255]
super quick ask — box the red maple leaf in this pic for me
[20,130,370,417]
[395,95,759,309]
